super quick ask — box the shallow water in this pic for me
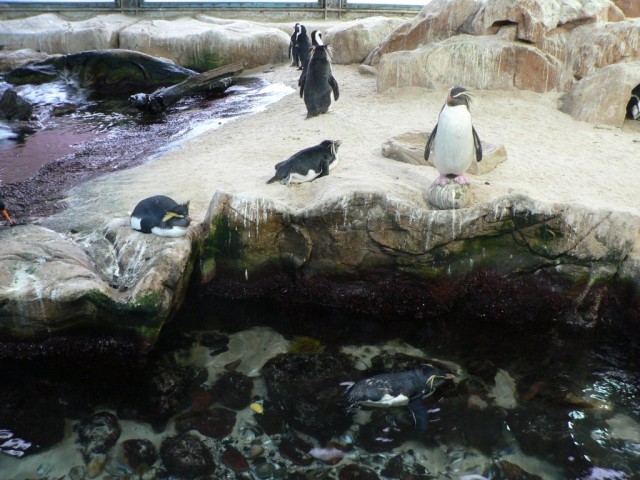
[0,76,293,184]
[0,298,638,480]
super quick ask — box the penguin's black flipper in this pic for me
[329,76,339,101]
[318,157,331,179]
[408,396,429,434]
[424,124,438,161]
[472,126,482,162]
[299,74,306,98]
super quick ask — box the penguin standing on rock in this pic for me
[130,195,191,237]
[0,194,15,226]
[299,35,339,118]
[267,140,342,185]
[425,86,482,185]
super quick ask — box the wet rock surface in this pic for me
[159,433,215,478]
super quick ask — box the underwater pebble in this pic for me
[175,407,236,439]
[222,445,250,472]
[339,463,380,479]
[279,435,314,465]
[250,443,265,459]
[68,465,87,480]
[160,433,215,478]
[210,371,253,410]
[122,438,158,471]
[253,461,277,478]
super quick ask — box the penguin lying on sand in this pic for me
[299,35,339,118]
[267,140,341,185]
[130,195,191,237]
[425,86,482,186]
[343,366,454,434]
[1,195,15,226]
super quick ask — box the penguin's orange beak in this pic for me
[1,208,15,226]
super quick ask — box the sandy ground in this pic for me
[41,62,640,237]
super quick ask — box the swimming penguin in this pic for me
[343,366,454,434]
[294,24,311,71]
[626,94,640,120]
[425,86,482,186]
[130,195,191,237]
[288,23,301,67]
[0,194,15,226]
[299,39,339,118]
[267,139,342,185]
[298,30,323,88]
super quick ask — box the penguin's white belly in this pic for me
[433,105,474,176]
[360,393,409,408]
[151,225,190,237]
[289,169,321,184]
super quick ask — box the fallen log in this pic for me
[128,62,244,114]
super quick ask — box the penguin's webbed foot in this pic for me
[434,175,449,186]
[453,174,471,185]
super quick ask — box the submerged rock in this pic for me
[209,371,253,410]
[159,433,215,478]
[121,438,158,471]
[0,88,33,121]
[76,411,122,477]
[174,408,237,439]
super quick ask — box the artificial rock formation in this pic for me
[199,190,640,324]
[0,220,195,351]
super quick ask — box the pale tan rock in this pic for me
[377,35,560,93]
[613,0,640,18]
[323,16,405,65]
[381,130,507,175]
[560,61,640,126]
[0,48,53,73]
[119,18,290,70]
[0,13,136,54]
[365,0,484,66]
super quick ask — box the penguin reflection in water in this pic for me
[425,86,482,186]
[267,140,342,185]
[343,366,454,434]
[299,32,339,118]
[130,195,192,237]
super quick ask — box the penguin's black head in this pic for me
[311,30,324,47]
[298,24,307,38]
[320,139,342,154]
[162,201,191,228]
[447,86,472,109]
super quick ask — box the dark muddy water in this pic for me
[0,75,293,222]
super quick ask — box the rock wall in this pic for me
[200,191,640,326]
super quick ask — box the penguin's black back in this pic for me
[131,195,186,233]
[301,46,339,117]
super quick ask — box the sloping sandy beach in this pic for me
[42,62,640,241]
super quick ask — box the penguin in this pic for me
[267,140,342,185]
[288,23,301,67]
[298,30,323,88]
[294,24,311,71]
[130,195,191,237]
[343,366,454,434]
[425,86,482,186]
[0,194,15,226]
[299,39,339,118]
[626,94,640,120]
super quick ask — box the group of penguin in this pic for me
[2,24,483,246]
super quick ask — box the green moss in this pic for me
[185,50,222,72]
[289,336,325,355]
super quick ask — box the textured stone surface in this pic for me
[560,61,640,126]
[323,16,405,65]
[0,220,195,348]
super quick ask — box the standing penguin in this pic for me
[626,94,640,120]
[288,23,301,67]
[294,24,311,71]
[425,86,482,185]
[0,194,15,226]
[130,195,191,237]
[267,140,341,185]
[298,30,323,88]
[299,37,339,118]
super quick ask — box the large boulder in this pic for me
[0,89,33,121]
[0,48,53,73]
[119,18,290,71]
[365,0,484,66]
[0,220,195,351]
[614,0,640,17]
[377,34,560,93]
[0,14,136,54]
[323,16,406,65]
[560,61,640,126]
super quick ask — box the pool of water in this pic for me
[0,297,638,480]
